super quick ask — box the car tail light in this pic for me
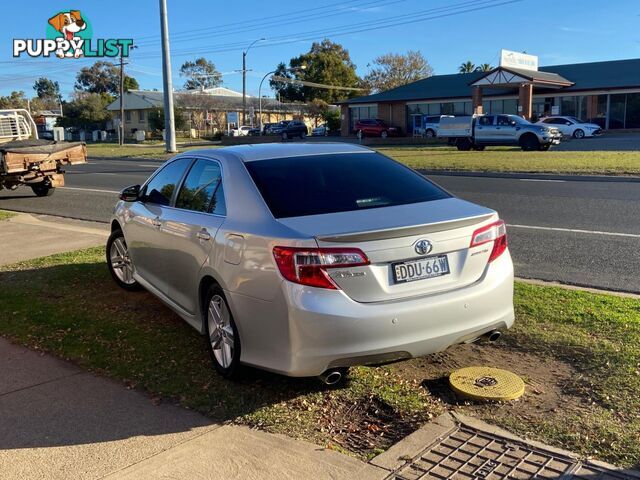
[273,247,370,289]
[470,220,508,262]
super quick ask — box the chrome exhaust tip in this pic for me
[486,330,502,342]
[318,369,344,386]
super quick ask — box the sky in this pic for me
[1,0,639,100]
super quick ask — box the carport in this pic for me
[469,67,574,120]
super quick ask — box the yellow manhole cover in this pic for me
[449,366,525,401]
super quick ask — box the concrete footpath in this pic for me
[0,213,386,479]
[0,338,383,480]
[0,212,109,265]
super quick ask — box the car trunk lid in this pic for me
[277,198,498,302]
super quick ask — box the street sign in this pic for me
[227,112,238,124]
[500,49,538,71]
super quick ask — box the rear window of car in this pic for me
[244,153,451,218]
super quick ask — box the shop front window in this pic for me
[441,103,454,115]
[609,94,626,129]
[626,93,640,129]
[427,103,441,115]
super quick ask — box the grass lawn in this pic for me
[86,141,220,160]
[377,146,640,175]
[87,142,640,175]
[0,210,17,221]
[1,248,639,466]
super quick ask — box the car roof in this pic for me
[192,143,373,163]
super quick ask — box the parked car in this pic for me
[438,114,562,151]
[422,115,454,138]
[312,124,329,136]
[278,120,308,140]
[262,123,277,135]
[247,127,261,136]
[536,116,602,138]
[354,119,400,139]
[107,143,514,384]
[231,126,252,137]
[268,120,291,136]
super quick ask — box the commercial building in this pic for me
[340,57,640,136]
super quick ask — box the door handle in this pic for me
[196,230,211,241]
[152,217,162,228]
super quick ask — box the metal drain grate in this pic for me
[388,424,636,480]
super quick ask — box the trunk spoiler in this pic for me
[316,213,494,243]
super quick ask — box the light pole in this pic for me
[242,38,265,126]
[159,0,176,153]
[258,65,305,133]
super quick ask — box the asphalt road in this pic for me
[1,157,639,293]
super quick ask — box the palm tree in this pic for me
[458,61,476,73]
[475,63,493,72]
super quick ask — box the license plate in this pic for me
[393,255,450,284]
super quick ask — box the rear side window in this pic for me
[244,153,451,218]
[175,159,226,215]
[143,157,192,206]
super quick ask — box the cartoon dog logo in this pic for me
[48,10,86,58]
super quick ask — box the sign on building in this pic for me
[500,49,538,71]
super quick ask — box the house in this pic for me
[106,88,313,138]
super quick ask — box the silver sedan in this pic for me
[107,143,514,383]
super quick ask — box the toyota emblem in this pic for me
[415,239,432,255]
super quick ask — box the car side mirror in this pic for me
[119,184,141,202]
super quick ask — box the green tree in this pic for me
[180,58,222,90]
[75,61,137,96]
[57,92,113,130]
[475,63,493,72]
[271,39,361,103]
[123,76,139,91]
[33,78,61,101]
[458,61,476,73]
[363,50,433,93]
[148,108,187,131]
[0,91,28,109]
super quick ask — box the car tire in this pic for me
[204,285,242,380]
[31,180,55,197]
[381,130,388,139]
[520,134,540,151]
[573,129,585,139]
[425,129,435,138]
[106,229,142,291]
[300,131,306,139]
[456,138,472,151]
[281,132,288,141]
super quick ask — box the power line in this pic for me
[134,0,405,47]
[136,0,522,60]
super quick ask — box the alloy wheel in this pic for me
[208,295,235,368]
[109,237,135,285]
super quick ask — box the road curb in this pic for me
[419,169,640,183]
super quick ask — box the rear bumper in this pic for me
[238,250,514,377]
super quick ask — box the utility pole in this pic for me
[159,0,177,153]
[119,51,125,146]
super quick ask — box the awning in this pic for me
[469,66,574,89]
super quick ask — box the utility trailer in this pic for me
[0,109,87,197]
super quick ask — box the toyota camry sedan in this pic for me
[107,143,514,383]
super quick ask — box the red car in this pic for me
[354,119,401,138]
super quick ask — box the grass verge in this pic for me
[0,210,17,221]
[377,146,640,175]
[0,248,638,466]
[86,142,220,160]
[87,142,640,175]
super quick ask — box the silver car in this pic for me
[107,144,514,383]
